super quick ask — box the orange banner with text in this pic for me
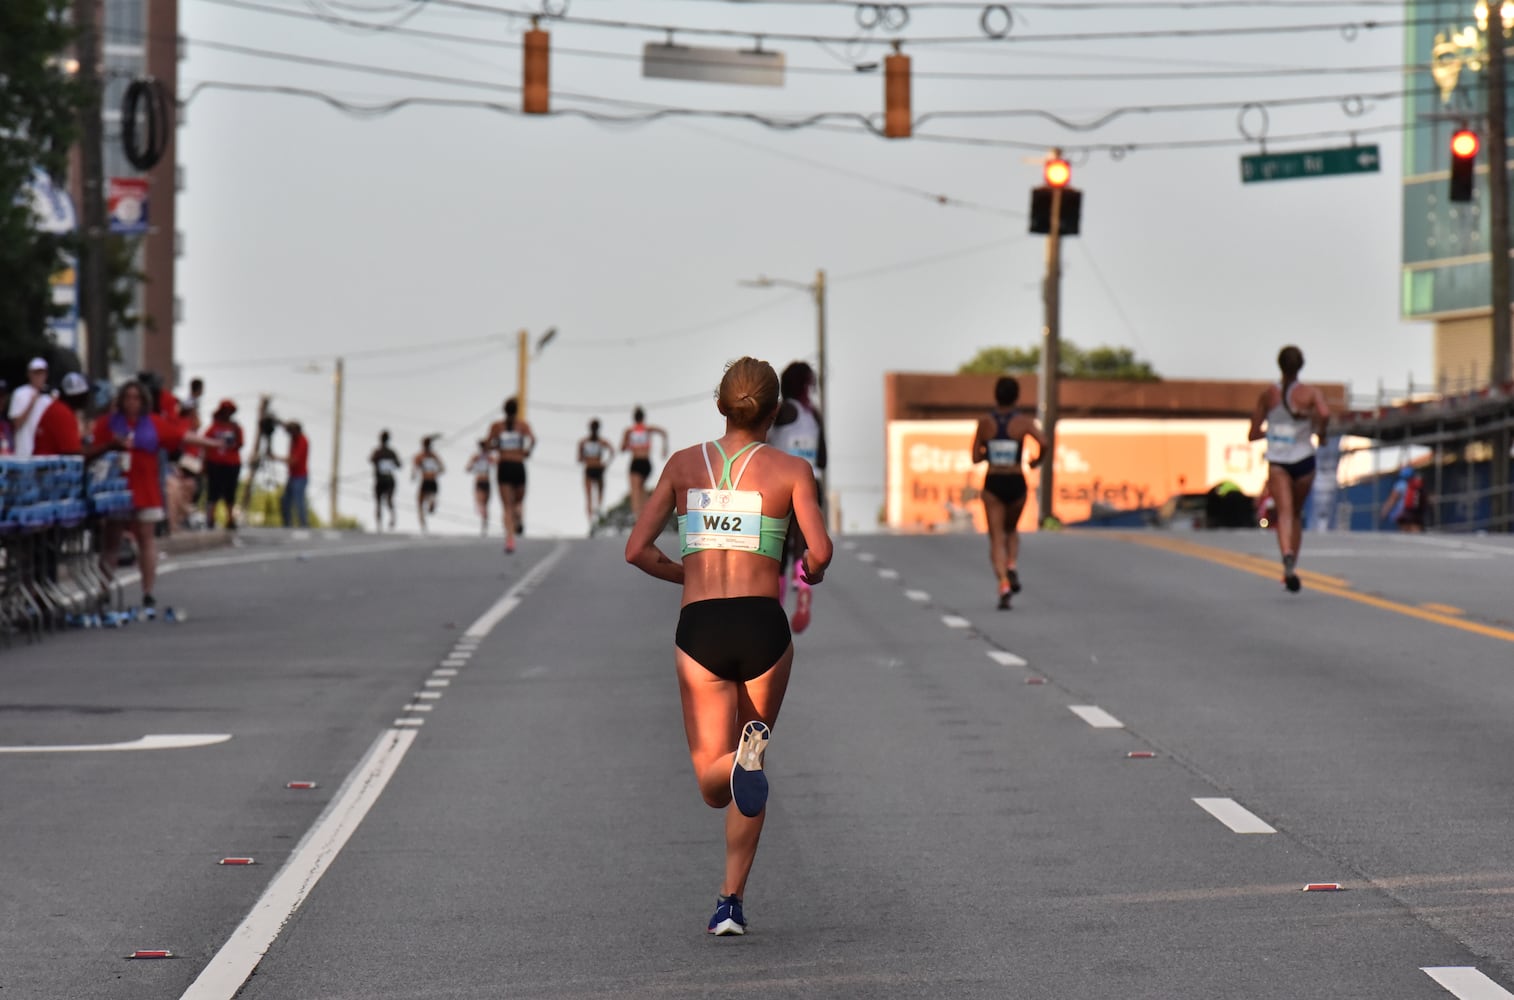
[885,419,1266,531]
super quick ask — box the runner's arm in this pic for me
[814,408,827,471]
[971,417,990,464]
[792,466,832,585]
[655,426,670,458]
[1247,390,1269,442]
[1025,420,1049,470]
[625,472,684,585]
[1310,387,1331,440]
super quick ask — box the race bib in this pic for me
[377,458,399,476]
[496,432,523,451]
[1267,427,1299,446]
[987,439,1020,466]
[786,436,819,464]
[685,489,763,551]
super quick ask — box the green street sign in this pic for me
[1240,145,1381,184]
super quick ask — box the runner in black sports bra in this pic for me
[971,377,1047,610]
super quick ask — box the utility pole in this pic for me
[1490,12,1512,387]
[1036,150,1066,528]
[516,329,528,417]
[1488,12,1513,529]
[813,268,830,512]
[329,357,344,527]
[75,0,110,383]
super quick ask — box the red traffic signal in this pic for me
[1044,158,1072,188]
[1450,128,1478,202]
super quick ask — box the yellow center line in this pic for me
[1110,533,1514,646]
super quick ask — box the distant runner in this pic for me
[468,439,495,537]
[486,398,536,554]
[621,406,668,519]
[766,362,826,633]
[1381,466,1428,533]
[413,435,445,534]
[577,418,614,531]
[370,430,401,532]
[971,377,1047,610]
[625,357,831,938]
[1248,345,1330,593]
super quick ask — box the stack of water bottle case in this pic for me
[0,454,133,531]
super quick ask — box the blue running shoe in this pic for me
[707,894,746,936]
[730,720,770,818]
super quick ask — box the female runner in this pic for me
[621,407,668,519]
[971,377,1046,610]
[487,397,535,554]
[626,358,832,937]
[576,418,614,530]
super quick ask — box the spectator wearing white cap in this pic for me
[9,357,52,457]
[33,372,90,456]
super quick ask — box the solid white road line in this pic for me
[1193,797,1277,834]
[877,568,900,580]
[0,733,232,754]
[987,650,1028,668]
[464,542,569,639]
[905,590,930,603]
[178,728,418,1000]
[1068,705,1124,729]
[179,544,566,1000]
[1424,968,1514,999]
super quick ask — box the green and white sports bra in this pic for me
[678,441,790,561]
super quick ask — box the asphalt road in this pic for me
[3,526,1514,999]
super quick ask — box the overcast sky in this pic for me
[175,0,1427,535]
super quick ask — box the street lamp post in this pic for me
[740,271,829,509]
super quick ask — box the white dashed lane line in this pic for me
[414,691,442,700]
[857,552,877,563]
[393,718,425,728]
[1424,968,1514,999]
[877,568,899,580]
[987,650,1028,668]
[1068,705,1124,729]
[941,615,972,629]
[401,704,434,712]
[423,679,451,688]
[432,669,459,677]
[1193,797,1276,834]
[904,590,930,603]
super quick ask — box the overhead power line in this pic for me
[181,2,1422,84]
[198,0,1421,49]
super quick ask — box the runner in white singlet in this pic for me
[766,362,826,633]
[1248,345,1330,593]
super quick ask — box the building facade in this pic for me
[1402,0,1514,389]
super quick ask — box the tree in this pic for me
[959,342,1159,381]
[0,0,82,371]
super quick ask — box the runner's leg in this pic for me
[676,645,793,899]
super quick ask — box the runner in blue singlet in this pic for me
[625,357,831,938]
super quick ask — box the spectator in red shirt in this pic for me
[32,372,89,456]
[86,380,216,612]
[278,420,311,528]
[203,399,244,529]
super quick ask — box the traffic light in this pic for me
[523,21,549,115]
[1029,157,1082,235]
[884,46,911,139]
[1450,128,1478,202]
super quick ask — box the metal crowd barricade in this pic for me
[0,455,135,643]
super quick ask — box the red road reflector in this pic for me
[218,857,256,866]
[285,781,318,790]
[1025,677,1046,685]
[1126,751,1157,759]
[1303,883,1344,892]
[126,949,174,959]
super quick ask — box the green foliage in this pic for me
[0,0,82,360]
[959,342,1159,381]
